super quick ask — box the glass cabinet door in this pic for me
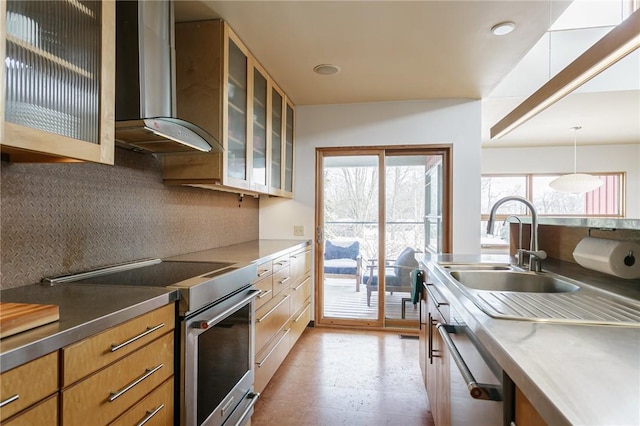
[252,67,268,188]
[270,86,284,192]
[3,0,114,164]
[226,38,248,182]
[284,101,295,194]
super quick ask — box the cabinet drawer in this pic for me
[255,291,290,352]
[2,395,57,426]
[254,328,291,394]
[254,274,273,310]
[254,260,273,282]
[0,351,58,421]
[290,247,311,283]
[62,304,175,386]
[289,301,311,349]
[272,254,290,273]
[62,333,174,426]
[110,378,174,426]
[272,267,291,297]
[290,275,311,312]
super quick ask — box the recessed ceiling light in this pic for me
[313,64,341,75]
[491,21,515,36]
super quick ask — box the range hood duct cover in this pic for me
[114,0,222,154]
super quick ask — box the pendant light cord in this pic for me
[571,126,581,174]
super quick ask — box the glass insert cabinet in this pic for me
[1,0,115,164]
[163,19,295,198]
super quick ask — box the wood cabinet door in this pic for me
[2,1,115,164]
[223,27,251,190]
[62,333,173,426]
[268,83,285,195]
[283,99,295,197]
[0,352,58,421]
[2,395,58,426]
[515,387,548,426]
[425,284,451,426]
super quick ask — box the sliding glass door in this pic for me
[316,147,450,329]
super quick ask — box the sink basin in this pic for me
[440,263,513,271]
[449,270,580,293]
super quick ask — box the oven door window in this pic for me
[197,304,251,425]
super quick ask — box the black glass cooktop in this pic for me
[73,261,234,287]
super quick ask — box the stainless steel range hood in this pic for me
[114,0,222,154]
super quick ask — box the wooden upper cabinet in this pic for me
[269,84,284,195]
[163,20,295,197]
[251,63,269,193]
[1,0,115,164]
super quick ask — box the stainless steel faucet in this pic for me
[486,196,547,271]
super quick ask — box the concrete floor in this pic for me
[251,326,435,426]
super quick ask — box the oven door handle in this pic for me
[436,323,503,401]
[192,290,260,330]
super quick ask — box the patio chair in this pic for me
[323,239,363,291]
[363,247,419,307]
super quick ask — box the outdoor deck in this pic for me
[322,277,420,323]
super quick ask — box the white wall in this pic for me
[482,144,640,218]
[260,99,483,255]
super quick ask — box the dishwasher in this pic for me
[425,283,514,426]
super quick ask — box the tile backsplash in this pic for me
[1,148,258,289]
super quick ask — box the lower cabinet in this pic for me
[61,333,173,425]
[60,304,175,426]
[0,352,58,424]
[515,387,547,426]
[254,244,311,393]
[0,304,175,426]
[423,285,450,426]
[110,378,174,426]
[1,395,57,426]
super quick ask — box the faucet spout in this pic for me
[486,196,545,271]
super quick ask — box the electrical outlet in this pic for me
[293,225,304,236]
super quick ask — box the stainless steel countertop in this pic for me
[0,239,311,373]
[165,239,312,264]
[0,284,177,372]
[422,254,640,426]
[508,216,640,230]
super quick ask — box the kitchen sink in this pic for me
[434,264,640,326]
[449,270,580,293]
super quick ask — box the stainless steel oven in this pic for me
[183,285,259,426]
[47,258,260,426]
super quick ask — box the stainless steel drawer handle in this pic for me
[275,260,288,266]
[233,392,260,426]
[426,283,448,307]
[293,304,311,323]
[257,269,271,277]
[293,277,310,291]
[0,394,19,408]
[436,324,502,401]
[111,323,165,352]
[257,289,272,299]
[136,404,165,426]
[279,277,290,285]
[256,329,291,367]
[256,294,290,323]
[109,364,163,402]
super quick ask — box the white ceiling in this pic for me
[174,0,639,149]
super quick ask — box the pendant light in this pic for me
[549,126,603,193]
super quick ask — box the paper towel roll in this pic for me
[572,237,640,279]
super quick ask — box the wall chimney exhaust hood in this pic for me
[114,0,222,154]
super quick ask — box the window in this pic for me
[481,173,625,249]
